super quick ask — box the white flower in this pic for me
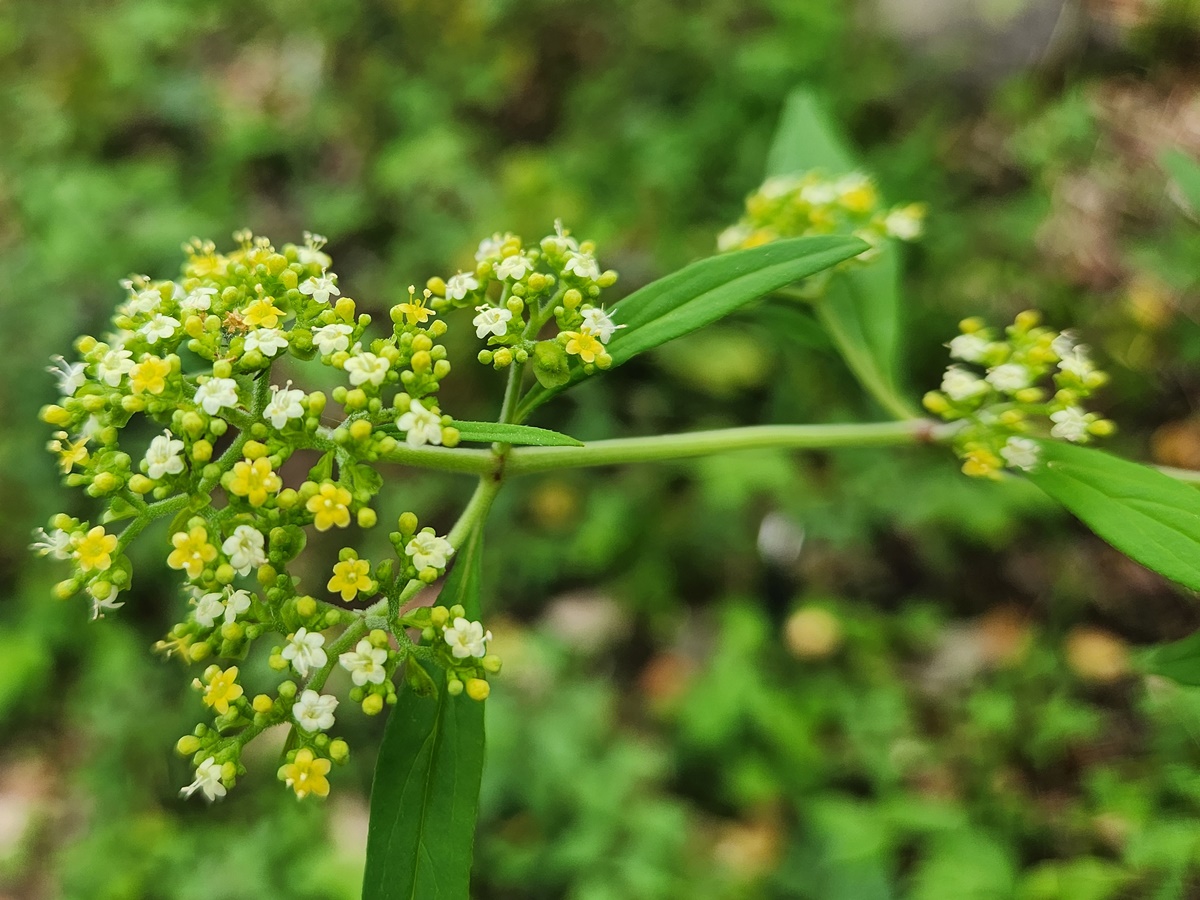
[312,323,353,356]
[941,366,988,402]
[472,305,512,339]
[563,251,600,281]
[140,314,181,344]
[223,589,252,623]
[47,355,86,396]
[221,526,266,576]
[580,306,623,344]
[986,363,1031,393]
[717,224,752,252]
[144,430,186,480]
[339,639,388,686]
[298,232,331,268]
[90,584,125,620]
[1051,331,1077,359]
[543,219,579,255]
[181,286,217,313]
[245,327,288,357]
[1058,348,1095,379]
[281,628,328,677]
[760,175,800,199]
[405,532,453,570]
[396,399,443,448]
[180,757,226,802]
[264,383,306,429]
[194,377,239,415]
[96,347,135,386]
[30,527,72,559]
[884,206,924,241]
[443,617,491,659]
[445,272,480,301]
[193,591,227,629]
[475,233,505,262]
[300,272,340,305]
[495,254,532,281]
[800,182,838,206]
[948,333,990,364]
[1001,437,1040,471]
[344,351,390,387]
[1050,406,1092,443]
[293,689,337,732]
[128,287,163,315]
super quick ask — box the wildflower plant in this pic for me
[34,90,1200,898]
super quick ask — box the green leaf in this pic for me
[451,420,583,447]
[1025,440,1200,591]
[1162,148,1200,218]
[348,462,384,499]
[517,235,864,418]
[362,528,487,900]
[767,87,907,409]
[1141,630,1200,686]
[766,89,857,176]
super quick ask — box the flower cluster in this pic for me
[34,232,504,804]
[923,311,1113,478]
[426,220,622,384]
[717,170,925,263]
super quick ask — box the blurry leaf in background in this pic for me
[1162,148,1200,220]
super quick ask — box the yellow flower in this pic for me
[48,432,89,474]
[394,287,435,326]
[961,445,1003,480]
[228,457,282,507]
[328,557,373,601]
[74,525,117,572]
[279,748,331,799]
[563,331,604,364]
[130,356,172,395]
[306,483,352,531]
[202,666,244,715]
[243,297,285,328]
[838,177,878,214]
[167,525,218,578]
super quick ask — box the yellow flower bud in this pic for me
[465,678,491,701]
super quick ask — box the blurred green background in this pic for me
[6,0,1200,897]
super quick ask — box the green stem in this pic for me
[813,301,917,421]
[358,475,504,620]
[503,420,943,476]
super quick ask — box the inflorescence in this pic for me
[924,311,1113,478]
[717,170,925,262]
[32,224,616,803]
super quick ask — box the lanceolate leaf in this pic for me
[1025,440,1200,592]
[362,528,487,900]
[1141,630,1200,686]
[517,235,864,418]
[767,87,905,405]
[450,421,583,447]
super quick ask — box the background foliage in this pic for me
[5,0,1200,897]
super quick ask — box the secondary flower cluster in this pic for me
[717,170,925,261]
[425,221,622,385]
[923,311,1113,478]
[34,232,504,804]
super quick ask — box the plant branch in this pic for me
[502,419,945,476]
